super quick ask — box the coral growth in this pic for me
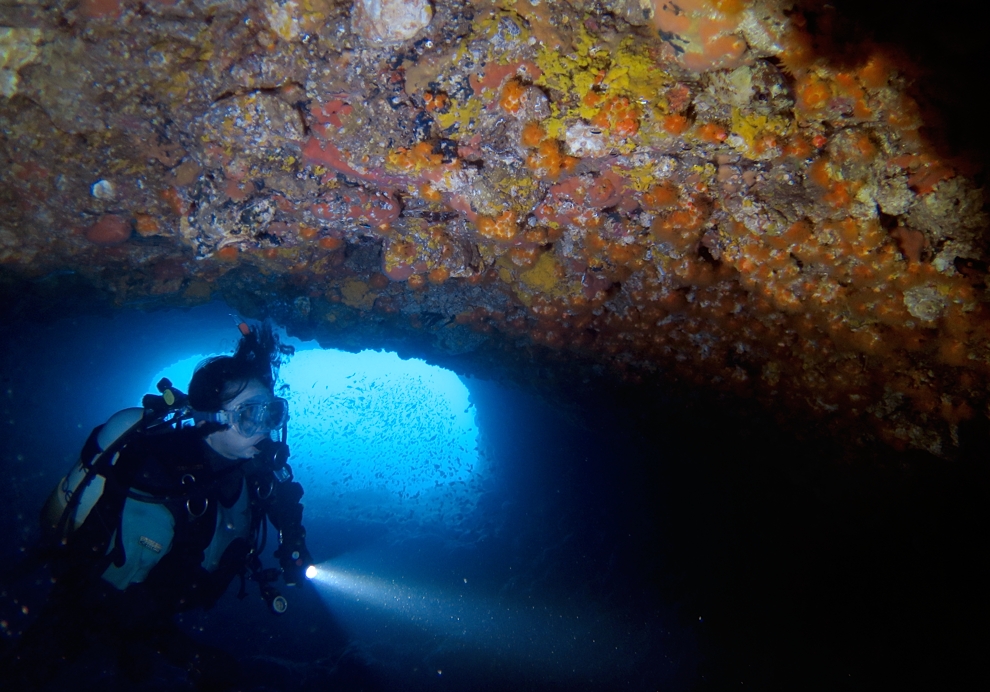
[1,0,988,455]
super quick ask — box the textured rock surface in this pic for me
[1,0,988,456]
[353,0,434,44]
[0,26,42,98]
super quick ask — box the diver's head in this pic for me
[204,379,284,459]
[188,322,293,459]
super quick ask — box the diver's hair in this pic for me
[187,322,294,412]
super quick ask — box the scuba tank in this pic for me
[40,407,144,538]
[40,379,191,545]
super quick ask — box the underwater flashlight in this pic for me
[260,581,288,614]
[270,594,288,614]
[305,564,317,579]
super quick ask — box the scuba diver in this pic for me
[1,322,313,691]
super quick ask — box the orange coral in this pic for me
[509,246,540,267]
[651,199,708,252]
[420,183,442,202]
[796,75,831,113]
[778,18,815,76]
[388,142,443,172]
[428,266,450,284]
[526,139,577,179]
[858,52,894,89]
[477,210,519,243]
[499,78,526,113]
[134,214,159,237]
[697,122,728,144]
[521,121,545,148]
[590,96,640,137]
[423,91,448,112]
[833,73,872,119]
[607,242,645,268]
[663,114,691,136]
[651,0,749,73]
[783,135,814,159]
[642,181,680,209]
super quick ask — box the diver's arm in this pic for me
[255,439,313,585]
[268,478,313,585]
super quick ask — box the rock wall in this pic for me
[1,0,988,456]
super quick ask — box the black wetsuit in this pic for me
[3,425,308,691]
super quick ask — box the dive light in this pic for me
[253,566,289,615]
[260,582,288,615]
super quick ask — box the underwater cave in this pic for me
[0,298,985,691]
[2,1,989,690]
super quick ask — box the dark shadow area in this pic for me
[1,304,987,691]
[798,0,989,175]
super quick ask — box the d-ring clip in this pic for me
[256,478,275,500]
[186,496,209,519]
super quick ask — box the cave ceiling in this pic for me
[1,0,988,457]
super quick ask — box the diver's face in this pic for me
[205,379,272,460]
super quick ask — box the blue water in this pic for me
[150,347,486,528]
[0,301,985,690]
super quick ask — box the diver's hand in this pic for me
[276,544,313,586]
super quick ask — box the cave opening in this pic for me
[149,346,488,529]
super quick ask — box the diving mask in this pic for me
[217,397,289,437]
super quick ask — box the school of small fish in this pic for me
[278,349,486,526]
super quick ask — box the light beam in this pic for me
[304,555,650,686]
